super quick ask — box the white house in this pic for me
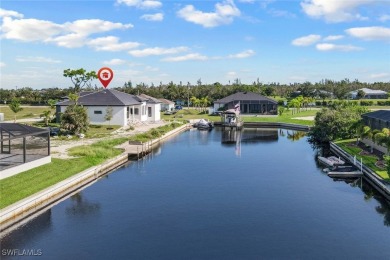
[158,98,175,111]
[348,88,388,99]
[56,89,161,127]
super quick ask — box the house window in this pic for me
[148,107,152,117]
[94,111,102,114]
[134,108,139,115]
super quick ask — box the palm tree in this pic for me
[9,98,23,122]
[40,110,51,126]
[369,129,380,153]
[351,120,365,144]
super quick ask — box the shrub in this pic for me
[360,100,374,106]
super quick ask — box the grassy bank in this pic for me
[0,106,49,121]
[128,122,183,142]
[0,122,183,209]
[335,139,389,181]
[162,109,316,126]
[0,139,126,209]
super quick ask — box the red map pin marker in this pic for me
[98,67,114,88]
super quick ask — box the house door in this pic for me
[148,107,152,117]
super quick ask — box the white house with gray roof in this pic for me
[348,88,388,99]
[56,89,161,126]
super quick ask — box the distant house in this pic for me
[56,89,161,126]
[313,89,334,99]
[214,92,278,115]
[158,98,175,111]
[362,110,390,130]
[349,88,388,99]
[175,99,186,106]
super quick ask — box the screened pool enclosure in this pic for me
[0,123,50,172]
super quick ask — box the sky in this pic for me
[0,0,389,89]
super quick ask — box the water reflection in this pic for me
[324,169,390,227]
[65,192,100,217]
[1,128,390,259]
[286,130,307,142]
[1,210,52,252]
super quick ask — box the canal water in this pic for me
[2,128,390,259]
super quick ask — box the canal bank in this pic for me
[330,142,390,200]
[2,126,389,259]
[212,121,311,131]
[0,123,191,234]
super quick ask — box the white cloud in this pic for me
[144,66,159,71]
[370,73,389,79]
[177,0,240,28]
[228,49,255,58]
[16,56,61,63]
[162,53,208,62]
[88,36,140,51]
[0,8,23,18]
[0,62,5,67]
[268,9,296,18]
[379,15,390,22]
[65,19,133,35]
[323,35,344,41]
[1,12,135,49]
[1,17,63,42]
[316,43,363,51]
[116,0,162,9]
[47,33,87,48]
[103,59,127,66]
[239,0,254,3]
[300,0,378,22]
[292,34,321,46]
[346,26,390,41]
[226,71,237,77]
[128,46,189,57]
[140,13,163,21]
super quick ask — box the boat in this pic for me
[327,156,345,165]
[317,156,335,167]
[194,119,213,130]
[327,165,363,178]
[221,109,243,129]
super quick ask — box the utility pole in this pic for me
[187,82,190,109]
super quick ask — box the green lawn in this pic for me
[0,122,183,209]
[162,108,316,126]
[0,106,50,121]
[335,139,389,181]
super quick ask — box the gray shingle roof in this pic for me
[215,92,277,104]
[362,110,390,121]
[57,89,145,106]
[139,94,162,104]
[158,98,175,104]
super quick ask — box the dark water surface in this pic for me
[2,128,390,259]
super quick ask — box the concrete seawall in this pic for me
[0,123,191,234]
[330,142,390,200]
[213,121,311,131]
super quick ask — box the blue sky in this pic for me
[1,0,389,89]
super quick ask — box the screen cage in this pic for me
[0,123,50,171]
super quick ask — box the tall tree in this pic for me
[9,98,23,122]
[63,68,97,93]
[60,94,89,135]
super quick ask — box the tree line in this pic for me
[2,77,390,105]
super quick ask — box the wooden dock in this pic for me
[124,123,191,160]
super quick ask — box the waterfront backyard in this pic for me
[1,128,389,259]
